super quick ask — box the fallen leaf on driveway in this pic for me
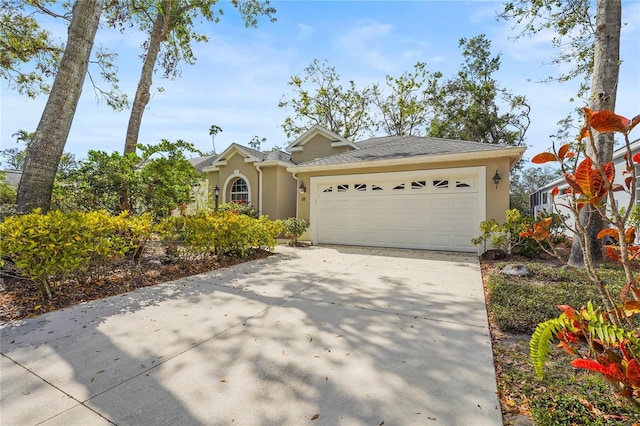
[311,414,319,420]
[220,379,227,383]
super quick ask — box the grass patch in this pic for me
[489,262,625,335]
[487,260,640,424]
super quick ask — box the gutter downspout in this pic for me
[292,173,300,218]
[255,164,263,215]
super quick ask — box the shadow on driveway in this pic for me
[1,245,500,425]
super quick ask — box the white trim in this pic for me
[255,165,263,215]
[292,173,300,219]
[309,167,486,254]
[223,171,252,204]
[289,147,525,174]
[202,166,220,172]
[259,160,293,167]
[330,141,354,147]
[212,143,262,167]
[289,147,304,152]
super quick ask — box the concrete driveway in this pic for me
[1,245,501,425]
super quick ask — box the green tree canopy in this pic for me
[372,62,438,136]
[53,139,203,218]
[106,0,276,154]
[427,34,530,146]
[279,58,375,140]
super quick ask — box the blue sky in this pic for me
[1,1,639,164]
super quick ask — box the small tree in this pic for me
[53,139,202,218]
[283,218,309,246]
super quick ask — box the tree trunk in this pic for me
[123,14,166,155]
[568,0,621,267]
[120,12,167,212]
[16,0,104,213]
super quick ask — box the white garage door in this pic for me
[310,168,485,252]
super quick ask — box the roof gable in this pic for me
[203,143,292,172]
[286,125,358,152]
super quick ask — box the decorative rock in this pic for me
[481,249,506,260]
[501,263,530,277]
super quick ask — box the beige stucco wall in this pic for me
[291,134,353,164]
[204,155,297,220]
[206,152,259,207]
[275,166,297,219]
[294,156,514,240]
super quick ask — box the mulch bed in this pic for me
[481,259,536,425]
[0,250,273,323]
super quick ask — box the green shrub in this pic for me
[0,210,153,298]
[52,140,202,218]
[216,202,259,218]
[0,171,16,204]
[283,217,310,245]
[157,211,283,262]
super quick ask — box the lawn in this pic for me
[482,259,640,425]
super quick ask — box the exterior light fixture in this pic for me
[298,181,306,194]
[492,170,502,188]
[213,185,220,211]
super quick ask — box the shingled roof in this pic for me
[294,135,522,167]
[203,143,293,171]
[188,155,217,172]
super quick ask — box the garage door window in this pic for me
[230,178,249,202]
[433,179,449,189]
[456,180,472,188]
[411,181,426,189]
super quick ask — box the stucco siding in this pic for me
[261,167,278,218]
[291,134,352,164]
[218,153,259,207]
[275,166,297,219]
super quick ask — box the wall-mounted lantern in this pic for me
[492,170,502,188]
[213,185,220,211]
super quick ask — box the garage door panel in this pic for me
[314,170,483,252]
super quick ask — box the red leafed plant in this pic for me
[527,108,640,409]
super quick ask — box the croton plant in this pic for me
[524,107,640,407]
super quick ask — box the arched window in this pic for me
[230,178,249,203]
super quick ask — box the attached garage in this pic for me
[285,126,526,254]
[310,168,485,252]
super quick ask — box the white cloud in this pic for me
[296,23,314,39]
[336,22,399,72]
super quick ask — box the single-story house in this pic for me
[203,125,526,253]
[530,138,640,230]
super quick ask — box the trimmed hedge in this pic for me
[1,209,284,300]
[157,210,283,261]
[0,210,152,298]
